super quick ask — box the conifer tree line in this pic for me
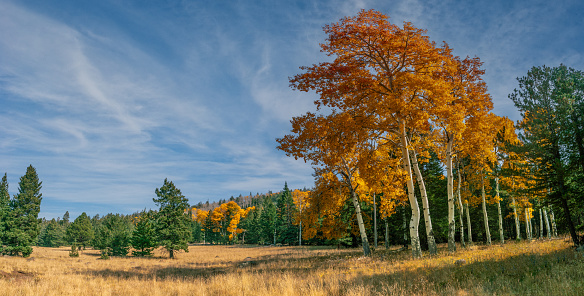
[5,177,191,258]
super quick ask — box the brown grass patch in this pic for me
[1,239,582,295]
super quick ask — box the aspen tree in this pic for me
[456,161,465,248]
[277,111,374,255]
[492,117,518,244]
[286,10,451,258]
[466,200,473,244]
[437,57,493,252]
[550,208,558,237]
[539,208,544,239]
[481,174,492,245]
[543,207,551,239]
[409,143,437,255]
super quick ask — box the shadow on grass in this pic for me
[79,242,584,295]
[344,247,584,295]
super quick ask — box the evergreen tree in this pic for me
[62,211,70,225]
[153,179,191,258]
[38,218,65,247]
[93,214,132,257]
[0,173,9,249]
[510,65,584,246]
[131,210,157,256]
[3,165,43,257]
[66,212,94,249]
[259,197,277,245]
[239,207,261,244]
[276,182,299,245]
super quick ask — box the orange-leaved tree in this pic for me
[285,9,458,258]
[277,110,374,256]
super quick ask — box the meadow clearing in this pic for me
[1,238,583,296]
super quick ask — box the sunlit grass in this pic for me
[1,238,582,295]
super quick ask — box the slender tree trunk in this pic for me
[400,125,422,257]
[410,148,437,255]
[525,209,531,241]
[550,207,558,237]
[553,145,580,245]
[466,200,473,244]
[446,138,456,252]
[457,169,465,248]
[512,196,521,240]
[373,193,377,248]
[350,188,371,256]
[539,208,544,239]
[402,207,408,249]
[543,207,551,239]
[385,218,389,249]
[481,174,491,245]
[496,177,504,245]
[299,218,302,246]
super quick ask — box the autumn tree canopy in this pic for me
[278,9,500,257]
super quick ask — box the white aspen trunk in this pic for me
[496,177,504,245]
[512,196,521,240]
[373,193,377,248]
[550,207,558,237]
[350,188,371,256]
[543,207,551,239]
[466,200,473,244]
[400,125,422,258]
[525,208,531,241]
[299,206,302,246]
[410,148,437,255]
[481,174,492,245]
[446,138,456,252]
[528,209,533,240]
[539,208,544,239]
[457,170,465,248]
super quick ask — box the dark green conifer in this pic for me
[153,179,191,258]
[3,165,43,257]
[66,212,94,249]
[131,210,157,256]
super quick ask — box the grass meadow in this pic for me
[1,238,583,295]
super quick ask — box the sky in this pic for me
[1,0,583,219]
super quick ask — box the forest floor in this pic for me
[1,238,583,295]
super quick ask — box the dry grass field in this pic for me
[1,238,583,296]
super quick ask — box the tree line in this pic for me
[4,177,194,259]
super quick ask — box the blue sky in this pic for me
[1,0,583,219]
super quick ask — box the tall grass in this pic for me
[1,238,582,295]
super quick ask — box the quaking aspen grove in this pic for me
[278,9,506,257]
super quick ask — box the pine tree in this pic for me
[66,212,94,249]
[38,218,65,247]
[0,173,10,250]
[62,211,70,225]
[276,182,298,245]
[259,197,277,245]
[93,214,132,257]
[3,165,43,257]
[153,179,191,258]
[131,210,157,256]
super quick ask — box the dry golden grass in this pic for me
[1,238,583,295]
